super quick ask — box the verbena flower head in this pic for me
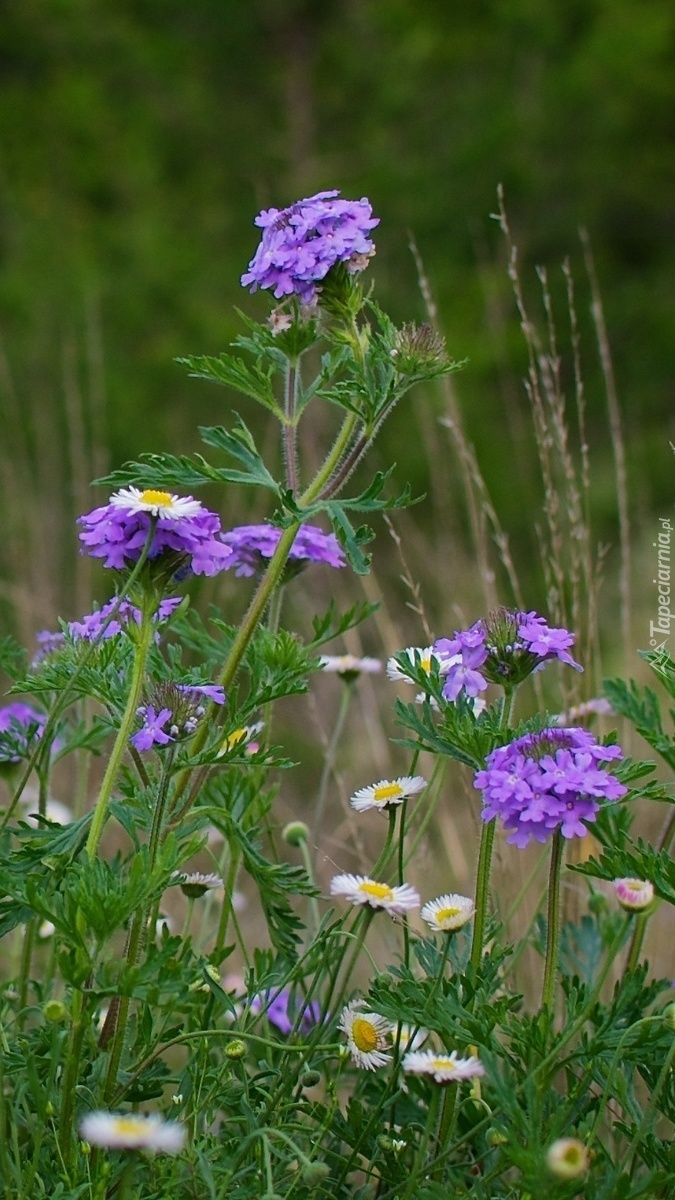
[420,893,475,933]
[330,873,420,913]
[613,877,655,911]
[220,522,345,577]
[402,1049,485,1084]
[339,1000,393,1070]
[241,190,379,305]
[435,608,582,702]
[251,987,322,1035]
[79,1111,185,1154]
[78,487,232,577]
[475,727,626,848]
[0,702,47,763]
[32,630,67,665]
[350,775,426,814]
[131,682,225,751]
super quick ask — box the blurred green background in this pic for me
[0,0,673,639]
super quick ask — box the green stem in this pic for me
[624,911,649,976]
[16,918,36,1030]
[469,818,496,975]
[85,601,156,860]
[58,987,88,1169]
[469,689,515,975]
[313,681,353,854]
[541,830,565,1012]
[434,1085,459,1178]
[283,358,300,495]
[214,847,242,960]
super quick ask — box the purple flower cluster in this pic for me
[131,683,226,751]
[434,608,582,702]
[241,190,379,305]
[68,596,182,642]
[251,987,322,1035]
[0,702,47,763]
[220,522,346,577]
[78,488,232,577]
[474,727,626,848]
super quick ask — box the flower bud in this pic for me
[282,821,310,846]
[613,878,655,912]
[486,1126,508,1147]
[301,1161,330,1187]
[299,1069,322,1089]
[545,1137,589,1179]
[43,999,68,1024]
[225,1039,247,1060]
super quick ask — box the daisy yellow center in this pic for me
[352,1017,378,1053]
[432,1057,454,1072]
[420,655,432,672]
[436,906,461,923]
[140,489,173,507]
[360,881,393,901]
[111,1117,146,1135]
[563,1146,583,1165]
[373,783,403,804]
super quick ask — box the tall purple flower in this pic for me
[220,522,346,577]
[434,608,582,703]
[0,702,47,763]
[78,487,232,578]
[474,727,626,848]
[241,190,379,305]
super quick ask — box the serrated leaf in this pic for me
[176,352,282,416]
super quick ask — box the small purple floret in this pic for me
[68,597,182,642]
[241,190,379,305]
[220,522,346,577]
[474,727,627,847]
[130,707,174,751]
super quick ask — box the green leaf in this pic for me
[176,352,282,416]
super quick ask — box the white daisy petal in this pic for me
[402,1049,485,1083]
[110,486,203,520]
[339,1000,394,1070]
[350,775,427,813]
[420,893,475,932]
[330,873,420,913]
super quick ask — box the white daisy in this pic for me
[386,646,441,684]
[420,893,475,933]
[110,486,203,520]
[330,874,420,913]
[79,1111,185,1154]
[350,775,426,813]
[339,1000,393,1070]
[320,654,382,676]
[402,1049,485,1083]
[171,871,224,897]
